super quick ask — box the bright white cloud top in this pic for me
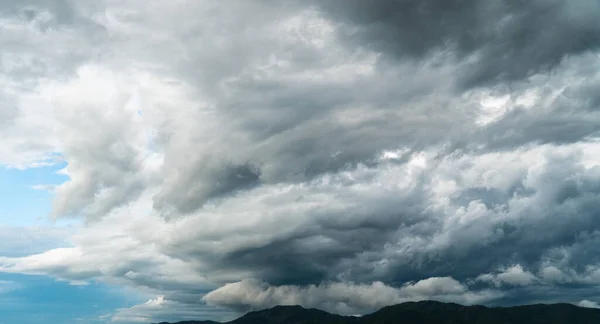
[2,0,600,323]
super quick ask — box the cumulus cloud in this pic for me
[0,201,213,293]
[111,296,232,324]
[203,278,500,315]
[2,0,600,323]
[579,300,600,309]
[475,265,538,288]
[0,0,105,168]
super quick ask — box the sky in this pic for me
[2,0,600,323]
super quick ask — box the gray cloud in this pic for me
[1,1,600,323]
[470,54,600,151]
[151,146,600,290]
[0,0,107,167]
[203,278,500,315]
[314,0,600,89]
[7,144,600,321]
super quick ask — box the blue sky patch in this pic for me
[0,273,145,324]
[0,162,68,226]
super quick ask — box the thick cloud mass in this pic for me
[316,0,600,88]
[2,0,600,323]
[202,277,500,315]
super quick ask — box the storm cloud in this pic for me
[1,0,600,323]
[315,0,600,88]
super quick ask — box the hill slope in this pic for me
[155,300,600,324]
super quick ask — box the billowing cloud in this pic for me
[475,265,538,288]
[203,278,500,315]
[0,203,213,292]
[1,0,600,323]
[315,0,600,88]
[110,296,231,324]
[0,0,106,168]
[579,300,600,309]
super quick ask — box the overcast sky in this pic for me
[2,0,600,323]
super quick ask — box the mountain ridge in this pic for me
[154,300,600,324]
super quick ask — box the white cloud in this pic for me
[111,296,233,324]
[0,193,211,297]
[578,300,600,309]
[475,265,538,288]
[0,1,105,168]
[203,278,501,315]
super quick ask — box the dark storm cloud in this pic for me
[188,147,600,316]
[148,0,600,215]
[479,108,600,149]
[168,147,600,297]
[154,162,262,215]
[382,154,600,283]
[5,0,600,321]
[151,53,474,214]
[314,0,600,88]
[25,0,598,218]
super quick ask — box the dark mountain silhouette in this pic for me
[154,300,600,324]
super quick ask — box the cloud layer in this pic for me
[2,0,600,322]
[202,278,500,315]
